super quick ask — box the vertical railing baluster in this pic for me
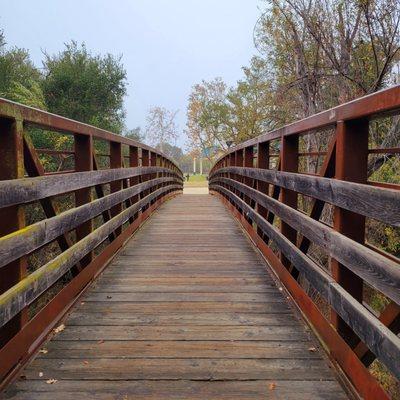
[331,119,368,346]
[110,141,122,236]
[257,142,269,239]
[75,133,94,265]
[280,134,298,268]
[0,118,27,347]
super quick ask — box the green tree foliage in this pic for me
[42,41,127,133]
[0,30,46,109]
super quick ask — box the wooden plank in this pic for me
[0,177,177,269]
[0,166,180,208]
[66,313,300,327]
[212,177,400,304]
[5,380,348,400]
[40,340,321,359]
[214,165,400,227]
[22,358,336,380]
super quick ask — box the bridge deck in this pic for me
[5,194,349,399]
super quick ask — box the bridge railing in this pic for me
[209,85,400,400]
[0,98,183,386]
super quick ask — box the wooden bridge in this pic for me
[0,88,399,399]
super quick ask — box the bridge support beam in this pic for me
[0,118,27,347]
[280,135,298,268]
[331,119,368,346]
[75,134,94,265]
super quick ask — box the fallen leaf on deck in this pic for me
[54,324,65,333]
[269,382,276,390]
[83,360,89,365]
[39,372,43,377]
[46,379,58,384]
[308,347,317,352]
[39,349,48,354]
[97,340,105,344]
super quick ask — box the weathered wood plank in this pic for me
[40,340,321,359]
[5,380,348,400]
[214,166,400,226]
[66,313,301,327]
[23,358,336,380]
[0,178,179,269]
[0,166,182,209]
[212,177,400,304]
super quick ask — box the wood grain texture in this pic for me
[212,176,400,304]
[5,194,348,400]
[213,166,400,226]
[0,166,182,209]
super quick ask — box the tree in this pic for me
[0,30,45,109]
[124,126,145,142]
[42,41,127,133]
[186,63,276,160]
[145,106,179,151]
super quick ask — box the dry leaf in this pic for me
[81,302,85,305]
[39,372,43,377]
[97,340,105,344]
[46,379,58,384]
[308,347,317,352]
[278,287,283,291]
[83,360,89,365]
[269,382,276,390]
[54,324,65,333]
[39,349,48,354]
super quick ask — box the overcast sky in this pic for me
[1,0,263,147]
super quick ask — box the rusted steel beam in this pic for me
[129,146,139,222]
[0,118,27,348]
[23,133,77,255]
[280,135,298,268]
[331,119,368,346]
[110,141,123,237]
[211,191,389,400]
[93,155,115,242]
[256,142,269,239]
[75,134,94,266]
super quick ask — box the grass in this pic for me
[184,174,208,187]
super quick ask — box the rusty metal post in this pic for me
[257,142,269,238]
[75,134,94,265]
[331,119,368,345]
[110,141,122,236]
[141,149,150,209]
[129,146,139,220]
[0,118,27,347]
[244,146,254,223]
[280,134,298,268]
